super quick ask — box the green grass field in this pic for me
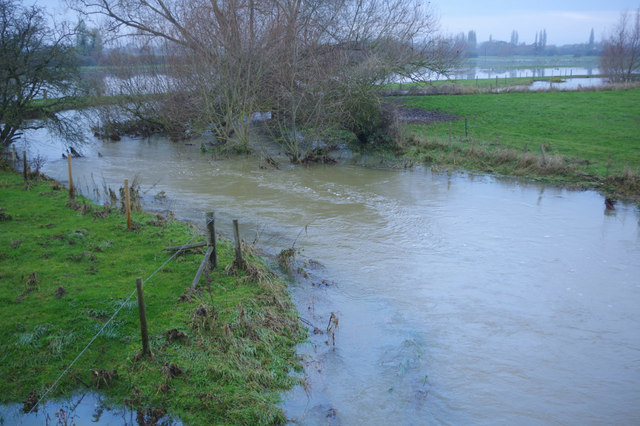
[400,88,640,177]
[0,168,303,424]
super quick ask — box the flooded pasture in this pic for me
[7,130,640,425]
[452,66,599,81]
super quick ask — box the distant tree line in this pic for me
[74,20,102,66]
[456,29,602,58]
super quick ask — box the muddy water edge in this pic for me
[9,130,640,425]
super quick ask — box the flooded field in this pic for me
[451,66,599,81]
[6,130,640,425]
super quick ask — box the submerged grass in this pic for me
[396,88,640,201]
[0,167,304,424]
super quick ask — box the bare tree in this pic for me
[91,43,191,140]
[0,0,83,148]
[601,8,640,83]
[76,0,460,159]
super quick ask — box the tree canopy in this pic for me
[0,0,81,147]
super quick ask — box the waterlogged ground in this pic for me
[9,130,640,425]
[0,392,180,425]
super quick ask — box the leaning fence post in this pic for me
[124,179,131,229]
[67,154,74,199]
[233,219,244,268]
[540,144,547,165]
[136,278,153,359]
[23,151,27,182]
[206,211,217,269]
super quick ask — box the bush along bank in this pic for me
[0,165,305,424]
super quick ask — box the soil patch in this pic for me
[396,108,460,125]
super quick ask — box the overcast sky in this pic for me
[435,0,640,45]
[32,0,640,46]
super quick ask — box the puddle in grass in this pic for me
[0,391,180,425]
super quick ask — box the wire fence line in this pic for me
[27,216,213,415]
[422,120,588,147]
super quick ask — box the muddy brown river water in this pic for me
[7,128,640,425]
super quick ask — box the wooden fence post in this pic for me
[206,211,217,269]
[233,219,244,268]
[124,179,131,229]
[67,154,74,199]
[449,121,452,144]
[136,278,153,359]
[23,151,27,182]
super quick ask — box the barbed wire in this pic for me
[26,216,214,415]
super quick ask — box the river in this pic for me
[10,129,640,425]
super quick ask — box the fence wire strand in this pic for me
[26,217,212,415]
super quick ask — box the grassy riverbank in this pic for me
[395,87,640,201]
[26,93,150,118]
[0,167,303,424]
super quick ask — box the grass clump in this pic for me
[0,167,304,424]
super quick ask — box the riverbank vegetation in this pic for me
[0,166,304,424]
[394,87,640,201]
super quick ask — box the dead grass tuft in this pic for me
[17,272,39,302]
[161,362,184,380]
[493,148,518,164]
[191,303,218,333]
[276,247,297,271]
[604,165,640,196]
[54,286,66,298]
[91,369,118,389]
[164,328,189,344]
[22,389,38,413]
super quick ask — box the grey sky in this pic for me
[435,0,640,45]
[31,0,640,46]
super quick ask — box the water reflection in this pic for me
[0,392,179,425]
[448,66,599,81]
